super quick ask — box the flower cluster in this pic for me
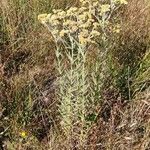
[38,0,128,46]
[20,131,27,138]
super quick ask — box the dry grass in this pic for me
[0,0,150,149]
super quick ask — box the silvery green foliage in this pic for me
[38,0,128,147]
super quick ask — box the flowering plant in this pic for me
[38,0,128,148]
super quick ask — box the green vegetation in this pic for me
[0,0,150,149]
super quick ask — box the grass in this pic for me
[0,0,150,149]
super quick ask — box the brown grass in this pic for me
[0,0,150,149]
